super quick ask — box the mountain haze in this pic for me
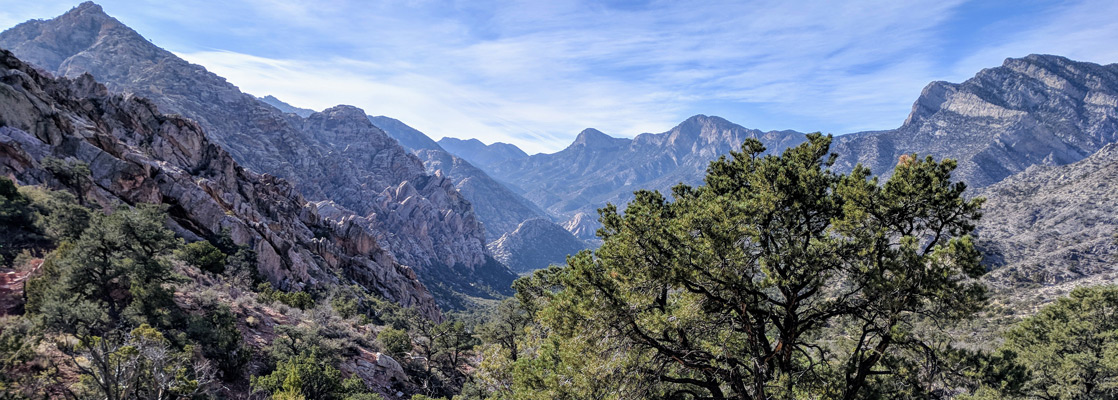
[259,95,315,117]
[487,218,590,273]
[438,137,529,170]
[484,115,807,240]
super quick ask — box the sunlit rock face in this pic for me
[978,143,1118,293]
[368,114,553,241]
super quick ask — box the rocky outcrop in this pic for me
[485,115,807,236]
[437,137,529,170]
[487,218,590,273]
[978,143,1118,289]
[0,49,439,318]
[299,105,487,271]
[562,212,601,243]
[831,55,1118,187]
[0,2,507,303]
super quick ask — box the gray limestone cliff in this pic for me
[367,115,572,244]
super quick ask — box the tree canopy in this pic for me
[500,134,987,399]
[1001,285,1118,399]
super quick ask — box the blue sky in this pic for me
[2,0,1117,154]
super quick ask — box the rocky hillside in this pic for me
[487,218,590,273]
[437,137,529,170]
[0,48,440,318]
[978,143,1118,296]
[832,55,1118,187]
[0,2,513,301]
[367,115,572,242]
[485,115,806,240]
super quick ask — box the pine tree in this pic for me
[504,134,987,399]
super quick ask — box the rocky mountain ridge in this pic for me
[0,48,440,318]
[259,95,314,117]
[482,115,807,240]
[437,137,529,170]
[366,115,577,244]
[831,54,1118,187]
[0,2,515,303]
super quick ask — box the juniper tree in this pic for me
[509,134,986,400]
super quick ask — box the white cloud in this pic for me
[177,0,976,152]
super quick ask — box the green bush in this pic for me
[257,282,316,310]
[0,177,46,266]
[187,302,251,380]
[998,285,1118,399]
[20,186,90,243]
[378,327,411,359]
[330,296,360,319]
[253,352,344,400]
[176,240,227,274]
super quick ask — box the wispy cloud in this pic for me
[4,0,1118,153]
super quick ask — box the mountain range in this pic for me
[262,80,590,270]
[1,2,1115,317]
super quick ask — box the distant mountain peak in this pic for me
[59,1,122,31]
[570,128,627,148]
[258,95,315,117]
[904,81,956,126]
[834,53,1118,188]
[0,1,136,72]
[679,114,736,127]
[681,114,718,123]
[320,104,369,119]
[1012,53,1073,66]
[77,1,103,10]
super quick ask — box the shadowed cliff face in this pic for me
[0,48,441,319]
[0,2,516,302]
[831,54,1118,188]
